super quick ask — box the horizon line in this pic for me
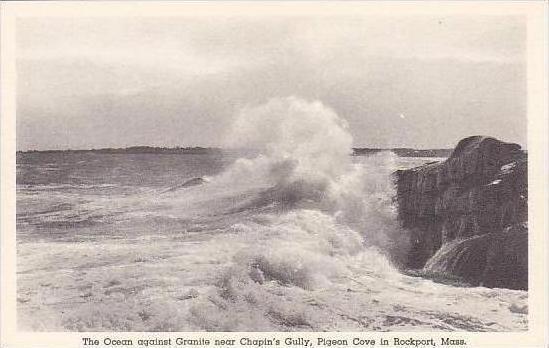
[16,145,456,154]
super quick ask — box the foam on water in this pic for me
[211,97,409,260]
[16,97,528,331]
[171,97,525,331]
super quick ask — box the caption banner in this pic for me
[81,335,468,348]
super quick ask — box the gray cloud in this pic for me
[17,16,526,150]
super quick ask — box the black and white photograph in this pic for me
[1,1,547,341]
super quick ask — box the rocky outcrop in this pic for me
[396,136,527,290]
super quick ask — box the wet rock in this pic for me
[395,136,527,289]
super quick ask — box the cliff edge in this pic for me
[396,136,527,290]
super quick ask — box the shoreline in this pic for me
[16,146,452,158]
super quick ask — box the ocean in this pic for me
[16,98,527,332]
[16,151,527,332]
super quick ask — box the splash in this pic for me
[164,97,414,330]
[17,107,528,331]
[214,97,408,262]
[219,97,353,187]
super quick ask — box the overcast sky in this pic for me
[16,16,526,150]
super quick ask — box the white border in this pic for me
[1,2,547,347]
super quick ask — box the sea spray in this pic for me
[217,97,352,191]
[188,209,397,331]
[17,110,529,331]
[225,97,353,182]
[214,97,409,261]
[185,97,412,330]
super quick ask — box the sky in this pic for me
[16,15,526,150]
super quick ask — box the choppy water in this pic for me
[17,98,527,332]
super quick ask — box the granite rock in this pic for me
[395,136,527,289]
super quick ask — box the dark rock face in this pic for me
[396,136,527,290]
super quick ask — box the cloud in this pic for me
[16,16,526,150]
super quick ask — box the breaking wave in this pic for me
[17,97,528,332]
[180,97,412,330]
[212,97,409,260]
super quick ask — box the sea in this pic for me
[16,98,527,332]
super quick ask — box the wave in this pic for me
[17,183,119,191]
[17,97,528,332]
[206,97,409,263]
[187,209,399,331]
[179,97,413,329]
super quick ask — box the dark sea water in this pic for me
[17,152,236,242]
[16,151,527,332]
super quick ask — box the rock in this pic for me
[162,177,208,193]
[395,136,527,289]
[423,223,527,290]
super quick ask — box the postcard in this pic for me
[1,2,547,347]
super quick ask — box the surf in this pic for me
[16,97,528,332]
